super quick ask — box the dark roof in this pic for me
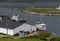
[0,16,25,29]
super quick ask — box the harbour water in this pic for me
[0,2,59,8]
[0,2,60,36]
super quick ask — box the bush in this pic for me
[1,37,13,39]
[38,31,52,37]
[13,33,19,36]
[40,37,47,41]
[50,38,55,41]
[50,37,60,41]
[25,35,39,39]
[25,31,52,39]
[0,33,7,35]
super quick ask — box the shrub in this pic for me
[13,33,19,36]
[25,31,52,39]
[38,31,52,37]
[0,33,7,35]
[50,38,56,41]
[50,37,60,41]
[40,37,47,41]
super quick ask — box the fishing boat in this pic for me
[11,15,26,22]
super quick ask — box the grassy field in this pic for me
[0,31,51,41]
[25,7,60,14]
[0,37,44,41]
[0,31,59,41]
[0,36,60,41]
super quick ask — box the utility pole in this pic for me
[6,16,8,36]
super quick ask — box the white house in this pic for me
[0,15,46,35]
[0,23,46,35]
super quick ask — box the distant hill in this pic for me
[0,0,60,2]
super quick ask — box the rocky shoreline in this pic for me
[24,10,60,16]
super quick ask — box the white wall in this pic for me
[0,23,36,35]
[0,27,13,35]
[40,25,46,30]
[35,24,46,30]
[0,23,46,35]
[13,23,36,34]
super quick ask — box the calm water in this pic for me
[0,2,60,36]
[0,2,60,8]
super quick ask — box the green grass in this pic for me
[0,31,52,41]
[0,37,44,41]
[25,7,60,14]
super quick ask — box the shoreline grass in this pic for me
[24,7,60,14]
[0,37,44,41]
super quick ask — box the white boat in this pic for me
[56,5,60,10]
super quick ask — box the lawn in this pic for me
[0,31,52,41]
[0,36,60,41]
[0,37,44,41]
